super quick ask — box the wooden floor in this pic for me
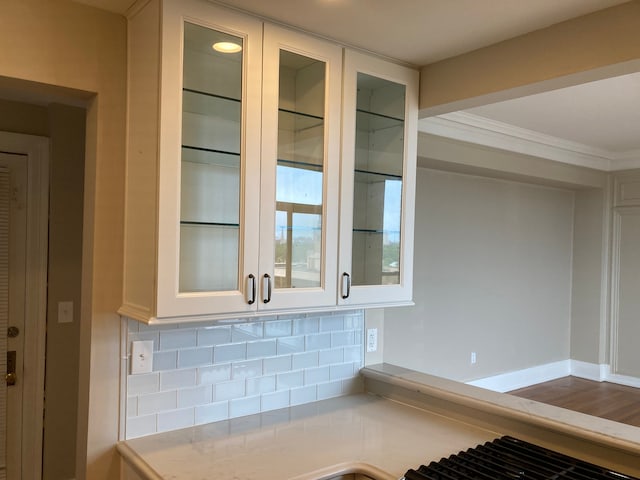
[509,376,640,427]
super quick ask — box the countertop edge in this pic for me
[362,364,640,456]
[117,442,165,480]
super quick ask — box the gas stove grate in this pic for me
[403,436,639,480]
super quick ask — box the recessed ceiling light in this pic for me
[212,41,242,53]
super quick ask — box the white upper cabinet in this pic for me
[338,50,419,307]
[122,0,343,323]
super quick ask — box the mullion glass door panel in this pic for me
[274,50,326,290]
[179,22,243,293]
[351,73,406,286]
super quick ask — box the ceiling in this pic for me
[75,0,639,170]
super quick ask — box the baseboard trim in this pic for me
[465,360,634,393]
[466,360,571,393]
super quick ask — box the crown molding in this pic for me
[419,112,640,172]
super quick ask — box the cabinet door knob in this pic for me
[263,274,272,304]
[247,274,256,305]
[341,272,351,299]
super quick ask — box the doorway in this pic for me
[0,132,49,480]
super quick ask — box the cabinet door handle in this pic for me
[262,274,272,304]
[341,272,351,299]
[247,274,256,305]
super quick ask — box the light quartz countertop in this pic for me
[119,364,640,479]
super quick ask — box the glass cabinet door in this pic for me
[179,22,243,293]
[259,24,342,309]
[274,50,325,290]
[339,50,418,306]
[352,73,405,286]
[156,2,263,318]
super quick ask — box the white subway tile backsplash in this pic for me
[277,335,305,355]
[344,313,364,330]
[214,343,246,363]
[160,368,197,390]
[178,347,213,368]
[178,385,213,408]
[215,379,246,401]
[264,320,292,338]
[293,317,319,335]
[128,372,159,396]
[290,385,317,406]
[264,320,293,338]
[153,351,178,371]
[317,380,342,400]
[330,363,354,381]
[232,359,263,380]
[197,326,231,346]
[263,355,292,374]
[125,311,364,439]
[160,329,197,350]
[158,408,194,433]
[229,395,261,417]
[319,348,344,366]
[331,331,355,347]
[261,390,290,411]
[138,390,177,416]
[198,363,231,385]
[126,414,157,439]
[232,322,263,341]
[247,339,277,359]
[276,370,304,390]
[306,333,331,350]
[320,316,344,332]
[246,375,276,396]
[127,396,138,418]
[292,351,318,370]
[304,366,330,385]
[195,401,228,425]
[344,345,362,363]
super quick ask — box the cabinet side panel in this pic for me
[123,1,161,318]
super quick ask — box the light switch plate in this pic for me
[131,340,154,374]
[58,301,73,323]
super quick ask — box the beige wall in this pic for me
[420,1,640,115]
[0,2,126,480]
[384,167,575,382]
[0,98,86,480]
[570,188,609,365]
[45,103,86,480]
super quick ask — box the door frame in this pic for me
[0,131,48,480]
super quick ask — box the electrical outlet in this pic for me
[366,328,378,353]
[471,351,477,365]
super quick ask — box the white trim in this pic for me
[569,360,610,382]
[466,360,640,393]
[466,360,571,393]
[0,131,48,480]
[418,112,640,172]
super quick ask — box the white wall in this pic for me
[384,167,575,382]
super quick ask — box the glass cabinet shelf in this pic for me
[181,146,240,166]
[278,108,324,133]
[278,158,323,172]
[356,108,404,131]
[180,221,240,227]
[354,168,402,180]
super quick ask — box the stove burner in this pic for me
[403,436,639,479]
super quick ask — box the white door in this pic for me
[0,152,27,479]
